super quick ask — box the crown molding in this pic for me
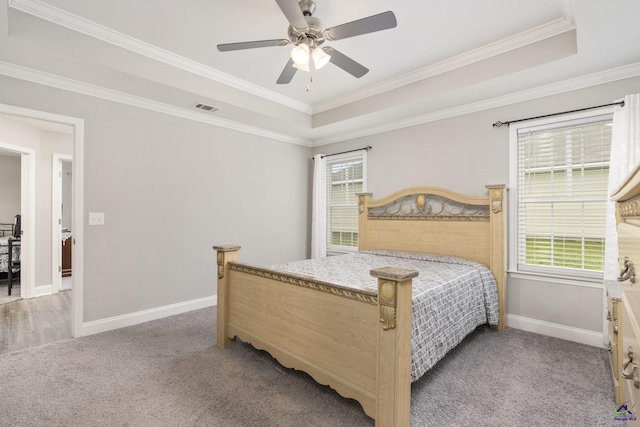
[7,0,312,115]
[311,62,640,146]
[312,18,576,114]
[10,0,578,119]
[1,59,638,148]
[0,61,312,146]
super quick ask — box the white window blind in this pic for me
[326,153,365,252]
[516,115,612,277]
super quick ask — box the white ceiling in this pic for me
[1,0,639,146]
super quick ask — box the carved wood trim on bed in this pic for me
[213,184,507,427]
[228,262,378,305]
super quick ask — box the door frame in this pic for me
[0,103,84,338]
[52,153,72,293]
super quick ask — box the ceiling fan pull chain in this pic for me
[306,74,313,92]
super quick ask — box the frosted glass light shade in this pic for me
[291,44,310,65]
[293,60,310,72]
[312,47,331,69]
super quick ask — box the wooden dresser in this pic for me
[62,236,72,277]
[606,279,624,404]
[611,162,640,422]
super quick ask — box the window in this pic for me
[510,113,613,279]
[326,152,366,253]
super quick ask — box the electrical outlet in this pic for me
[88,212,105,226]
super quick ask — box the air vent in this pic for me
[192,103,219,113]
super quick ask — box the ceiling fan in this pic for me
[217,0,397,84]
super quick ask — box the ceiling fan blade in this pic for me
[276,58,297,84]
[275,0,308,31]
[217,39,289,52]
[324,11,397,41]
[323,47,369,78]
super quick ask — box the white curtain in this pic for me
[603,94,640,344]
[604,94,640,281]
[311,154,327,259]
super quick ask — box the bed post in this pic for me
[486,185,507,331]
[370,267,418,427]
[212,245,241,348]
[358,192,372,250]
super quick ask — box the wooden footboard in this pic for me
[214,245,417,426]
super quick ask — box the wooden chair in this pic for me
[7,237,20,296]
[7,215,21,296]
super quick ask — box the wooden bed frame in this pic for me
[214,184,506,427]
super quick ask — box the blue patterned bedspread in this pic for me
[270,250,499,381]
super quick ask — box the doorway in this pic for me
[0,141,34,301]
[0,104,84,338]
[52,154,73,294]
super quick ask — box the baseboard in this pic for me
[33,284,53,297]
[81,295,217,337]
[507,314,605,348]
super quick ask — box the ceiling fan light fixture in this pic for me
[218,0,397,84]
[290,43,310,65]
[292,60,310,72]
[311,47,330,69]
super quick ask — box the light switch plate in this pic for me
[88,212,105,226]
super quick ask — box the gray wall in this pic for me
[0,154,20,225]
[2,65,637,337]
[0,74,310,323]
[313,75,640,335]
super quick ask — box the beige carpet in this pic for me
[0,306,617,426]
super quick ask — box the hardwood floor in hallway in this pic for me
[0,290,71,354]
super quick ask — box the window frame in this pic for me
[325,151,367,255]
[508,109,614,282]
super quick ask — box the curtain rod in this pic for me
[319,145,372,159]
[492,101,625,128]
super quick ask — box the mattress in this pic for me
[270,250,499,381]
